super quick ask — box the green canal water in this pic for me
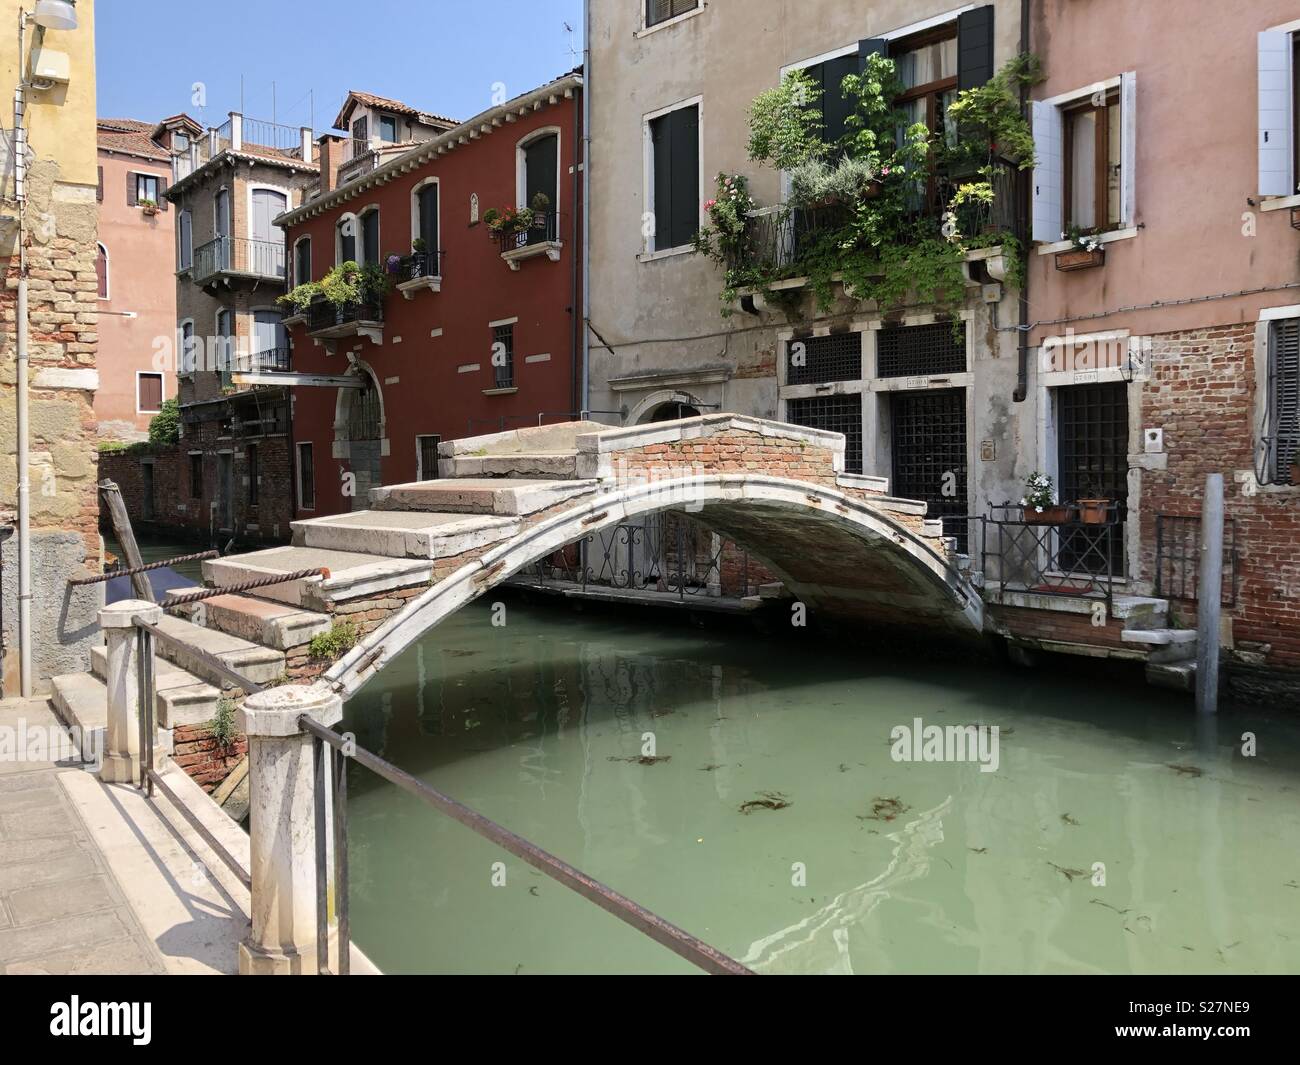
[339,595,1300,975]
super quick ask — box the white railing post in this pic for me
[229,112,243,152]
[99,600,162,783]
[300,126,313,161]
[238,683,342,975]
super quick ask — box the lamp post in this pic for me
[12,0,79,696]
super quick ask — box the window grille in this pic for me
[889,389,968,550]
[876,322,967,378]
[1057,382,1127,575]
[787,332,862,386]
[492,324,515,389]
[786,395,862,473]
[348,379,381,442]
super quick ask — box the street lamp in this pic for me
[33,1,77,30]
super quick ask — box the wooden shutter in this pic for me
[1031,101,1064,241]
[362,211,379,265]
[138,373,162,412]
[956,6,996,90]
[858,38,889,69]
[651,113,673,249]
[1119,71,1138,226]
[1272,319,1300,480]
[667,105,699,248]
[298,443,315,510]
[819,54,859,148]
[524,133,558,209]
[158,177,168,211]
[339,220,356,263]
[127,172,137,206]
[1259,31,1294,197]
[95,244,107,298]
[96,165,103,202]
[419,184,439,252]
[295,238,311,284]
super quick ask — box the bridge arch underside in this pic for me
[327,476,984,698]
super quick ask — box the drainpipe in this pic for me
[1013,0,1032,404]
[581,0,592,415]
[569,82,581,416]
[13,13,32,696]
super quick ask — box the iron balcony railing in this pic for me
[306,297,385,333]
[397,250,441,283]
[498,210,560,254]
[192,236,286,284]
[232,346,292,375]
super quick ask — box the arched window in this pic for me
[411,179,439,275]
[358,207,380,266]
[517,129,560,246]
[96,243,109,299]
[294,236,312,286]
[337,214,357,264]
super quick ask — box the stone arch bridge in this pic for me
[55,416,984,758]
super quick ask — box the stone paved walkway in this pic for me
[0,697,165,974]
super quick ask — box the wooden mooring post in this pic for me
[98,479,155,604]
[1195,473,1224,714]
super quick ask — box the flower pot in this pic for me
[863,179,883,200]
[1022,505,1070,525]
[1055,247,1105,272]
[142,205,158,217]
[1076,498,1111,524]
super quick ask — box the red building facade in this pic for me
[274,73,584,519]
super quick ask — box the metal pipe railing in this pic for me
[69,550,221,587]
[299,715,753,976]
[163,568,330,609]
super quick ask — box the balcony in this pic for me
[305,297,384,350]
[233,346,292,375]
[498,211,561,270]
[395,250,442,299]
[172,113,313,182]
[192,236,286,288]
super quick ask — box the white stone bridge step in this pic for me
[91,643,222,729]
[438,451,581,479]
[151,615,285,689]
[174,593,332,652]
[292,509,518,560]
[51,669,173,758]
[204,545,433,609]
[370,477,597,516]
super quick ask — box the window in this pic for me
[876,322,967,378]
[174,131,189,155]
[786,394,863,473]
[189,453,203,500]
[417,435,441,480]
[646,0,697,29]
[1063,92,1122,231]
[214,188,231,238]
[492,323,515,388]
[647,101,700,251]
[360,209,380,265]
[247,443,259,506]
[890,389,968,550]
[1056,382,1128,574]
[351,116,369,157]
[179,320,196,374]
[297,442,315,510]
[1267,318,1300,484]
[519,132,559,245]
[95,243,108,299]
[338,215,357,263]
[787,332,862,386]
[1032,73,1136,242]
[379,114,398,143]
[414,181,439,271]
[178,210,192,270]
[134,172,161,206]
[294,237,312,286]
[137,372,163,413]
[1259,30,1298,196]
[216,308,233,386]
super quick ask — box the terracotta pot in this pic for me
[1022,505,1070,525]
[1077,498,1112,524]
[1055,247,1105,272]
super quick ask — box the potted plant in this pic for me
[385,253,402,276]
[1056,227,1105,271]
[1021,472,1070,524]
[1076,498,1113,524]
[139,198,159,216]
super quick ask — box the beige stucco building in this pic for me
[0,0,101,691]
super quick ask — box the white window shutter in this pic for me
[1259,31,1294,197]
[1120,71,1137,226]
[1031,100,1063,242]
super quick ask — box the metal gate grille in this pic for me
[347,378,381,441]
[1269,318,1300,483]
[786,395,862,473]
[787,331,862,386]
[1057,382,1127,574]
[877,322,967,378]
[890,389,967,548]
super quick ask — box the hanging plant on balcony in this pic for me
[139,198,159,216]
[278,281,322,313]
[483,205,535,237]
[385,253,402,276]
[1020,472,1070,525]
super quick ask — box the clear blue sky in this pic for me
[96,0,584,133]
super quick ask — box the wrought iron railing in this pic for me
[240,117,303,156]
[306,297,385,333]
[233,346,292,375]
[193,236,286,283]
[397,250,441,282]
[527,515,754,600]
[1154,514,1240,607]
[498,210,560,254]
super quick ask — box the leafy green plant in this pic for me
[211,696,238,749]
[747,69,825,171]
[788,155,879,209]
[280,261,392,311]
[308,621,360,663]
[147,398,180,447]
[944,53,1042,171]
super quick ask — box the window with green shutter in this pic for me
[1269,318,1300,484]
[649,102,699,251]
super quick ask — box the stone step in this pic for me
[151,615,286,689]
[177,593,332,651]
[370,477,597,517]
[438,452,581,479]
[1147,660,1197,693]
[1122,627,1198,663]
[204,545,433,609]
[1114,595,1171,629]
[90,644,222,729]
[291,510,518,560]
[50,671,173,761]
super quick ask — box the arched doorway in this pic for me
[345,374,383,511]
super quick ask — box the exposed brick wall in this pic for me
[1139,321,1300,671]
[991,604,1130,651]
[172,722,247,793]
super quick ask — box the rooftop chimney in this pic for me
[317,133,346,194]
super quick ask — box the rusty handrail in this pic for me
[69,550,221,587]
[163,568,331,608]
[299,715,754,976]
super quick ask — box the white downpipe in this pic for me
[13,21,32,696]
[581,0,592,414]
